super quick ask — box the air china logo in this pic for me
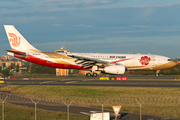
[8,33,21,47]
[139,56,151,65]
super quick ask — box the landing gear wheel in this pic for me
[92,73,97,77]
[86,73,92,77]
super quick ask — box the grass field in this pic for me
[0,85,180,119]
[0,103,89,120]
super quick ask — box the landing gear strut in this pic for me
[156,70,160,76]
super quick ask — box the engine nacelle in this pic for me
[103,65,126,74]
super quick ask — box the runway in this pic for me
[1,75,180,87]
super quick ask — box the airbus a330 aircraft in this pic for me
[4,25,177,77]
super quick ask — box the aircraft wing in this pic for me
[68,54,116,69]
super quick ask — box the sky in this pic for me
[0,0,180,58]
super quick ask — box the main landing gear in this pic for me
[86,72,98,77]
[86,66,98,77]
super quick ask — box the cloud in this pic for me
[45,0,118,11]
[45,0,180,9]
[138,7,154,19]
[51,24,64,26]
[132,25,180,30]
[70,34,100,39]
[132,25,157,28]
[111,30,148,33]
[47,1,180,12]
[46,0,114,5]
[159,29,179,32]
[0,0,33,9]
[1,0,180,15]
[76,24,93,27]
[154,2,180,7]
[0,16,56,23]
[109,26,180,34]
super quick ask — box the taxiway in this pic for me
[1,75,180,88]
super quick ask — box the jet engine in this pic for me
[103,65,126,74]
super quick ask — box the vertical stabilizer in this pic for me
[4,25,41,52]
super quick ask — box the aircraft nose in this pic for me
[168,61,177,67]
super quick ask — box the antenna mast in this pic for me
[59,40,60,49]
[64,40,65,49]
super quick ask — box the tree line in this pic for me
[0,63,56,77]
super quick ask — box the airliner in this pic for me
[4,25,177,77]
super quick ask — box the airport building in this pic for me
[0,55,23,70]
[55,48,70,76]
[56,68,69,76]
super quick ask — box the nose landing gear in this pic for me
[156,70,160,76]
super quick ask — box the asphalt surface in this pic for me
[1,75,180,87]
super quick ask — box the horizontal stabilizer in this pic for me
[6,49,27,58]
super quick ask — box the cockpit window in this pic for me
[168,59,173,61]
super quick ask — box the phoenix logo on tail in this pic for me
[8,33,21,47]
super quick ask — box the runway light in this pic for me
[99,77,110,80]
[116,77,128,80]
[0,81,4,83]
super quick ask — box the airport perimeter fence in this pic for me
[1,93,180,106]
[0,92,180,119]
